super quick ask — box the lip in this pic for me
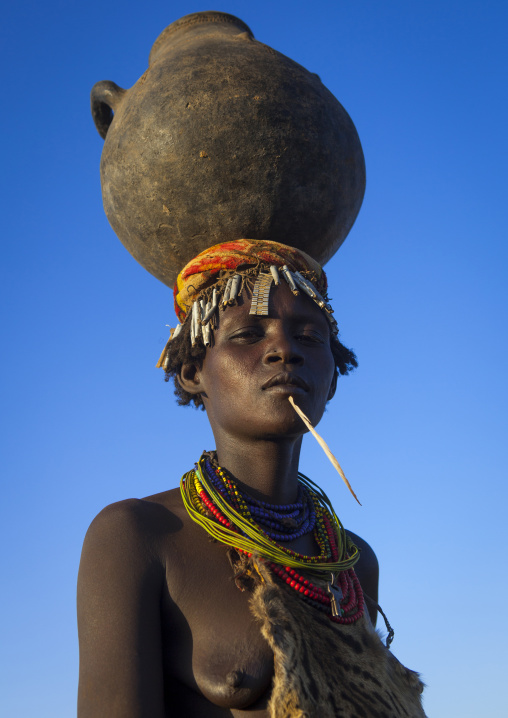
[262,372,309,392]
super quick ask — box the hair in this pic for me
[163,304,358,410]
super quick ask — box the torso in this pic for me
[138,487,378,716]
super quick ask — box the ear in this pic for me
[177,362,207,397]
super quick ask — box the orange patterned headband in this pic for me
[157,239,337,369]
[173,239,328,322]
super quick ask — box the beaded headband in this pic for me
[156,239,338,369]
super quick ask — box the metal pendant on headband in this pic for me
[250,272,274,316]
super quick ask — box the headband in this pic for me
[157,239,337,369]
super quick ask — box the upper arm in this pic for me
[77,500,165,718]
[347,530,379,626]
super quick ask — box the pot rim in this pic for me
[149,11,254,65]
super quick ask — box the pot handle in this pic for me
[90,81,127,139]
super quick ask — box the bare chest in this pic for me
[159,534,273,712]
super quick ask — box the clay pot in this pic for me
[91,11,365,287]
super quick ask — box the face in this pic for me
[180,281,336,443]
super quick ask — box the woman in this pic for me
[77,240,425,717]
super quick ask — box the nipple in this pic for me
[226,669,244,688]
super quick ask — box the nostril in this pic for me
[264,352,303,365]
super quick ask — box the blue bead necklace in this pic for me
[203,456,317,542]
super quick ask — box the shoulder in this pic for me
[83,489,183,548]
[77,496,180,639]
[346,530,379,624]
[79,491,185,583]
[346,530,379,573]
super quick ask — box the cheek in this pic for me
[200,349,254,406]
[309,352,336,417]
[221,352,252,384]
[318,351,335,391]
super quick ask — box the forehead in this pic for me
[217,280,331,331]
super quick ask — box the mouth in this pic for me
[262,372,309,392]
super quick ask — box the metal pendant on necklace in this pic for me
[327,573,344,617]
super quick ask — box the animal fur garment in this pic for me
[248,561,427,718]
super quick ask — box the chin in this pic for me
[267,393,325,427]
[256,405,309,439]
[261,426,305,441]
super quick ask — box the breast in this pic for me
[162,596,274,709]
[192,643,274,710]
[159,534,274,710]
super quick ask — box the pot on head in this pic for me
[91,11,366,287]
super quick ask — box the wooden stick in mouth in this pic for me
[288,396,361,505]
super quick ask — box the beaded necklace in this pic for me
[181,453,365,624]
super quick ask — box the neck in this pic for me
[213,434,303,504]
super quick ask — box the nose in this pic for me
[263,328,304,366]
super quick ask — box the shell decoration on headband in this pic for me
[156,239,339,371]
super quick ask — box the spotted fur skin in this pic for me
[250,567,426,718]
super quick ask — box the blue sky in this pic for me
[1,1,507,716]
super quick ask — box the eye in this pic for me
[296,330,326,344]
[229,327,264,343]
